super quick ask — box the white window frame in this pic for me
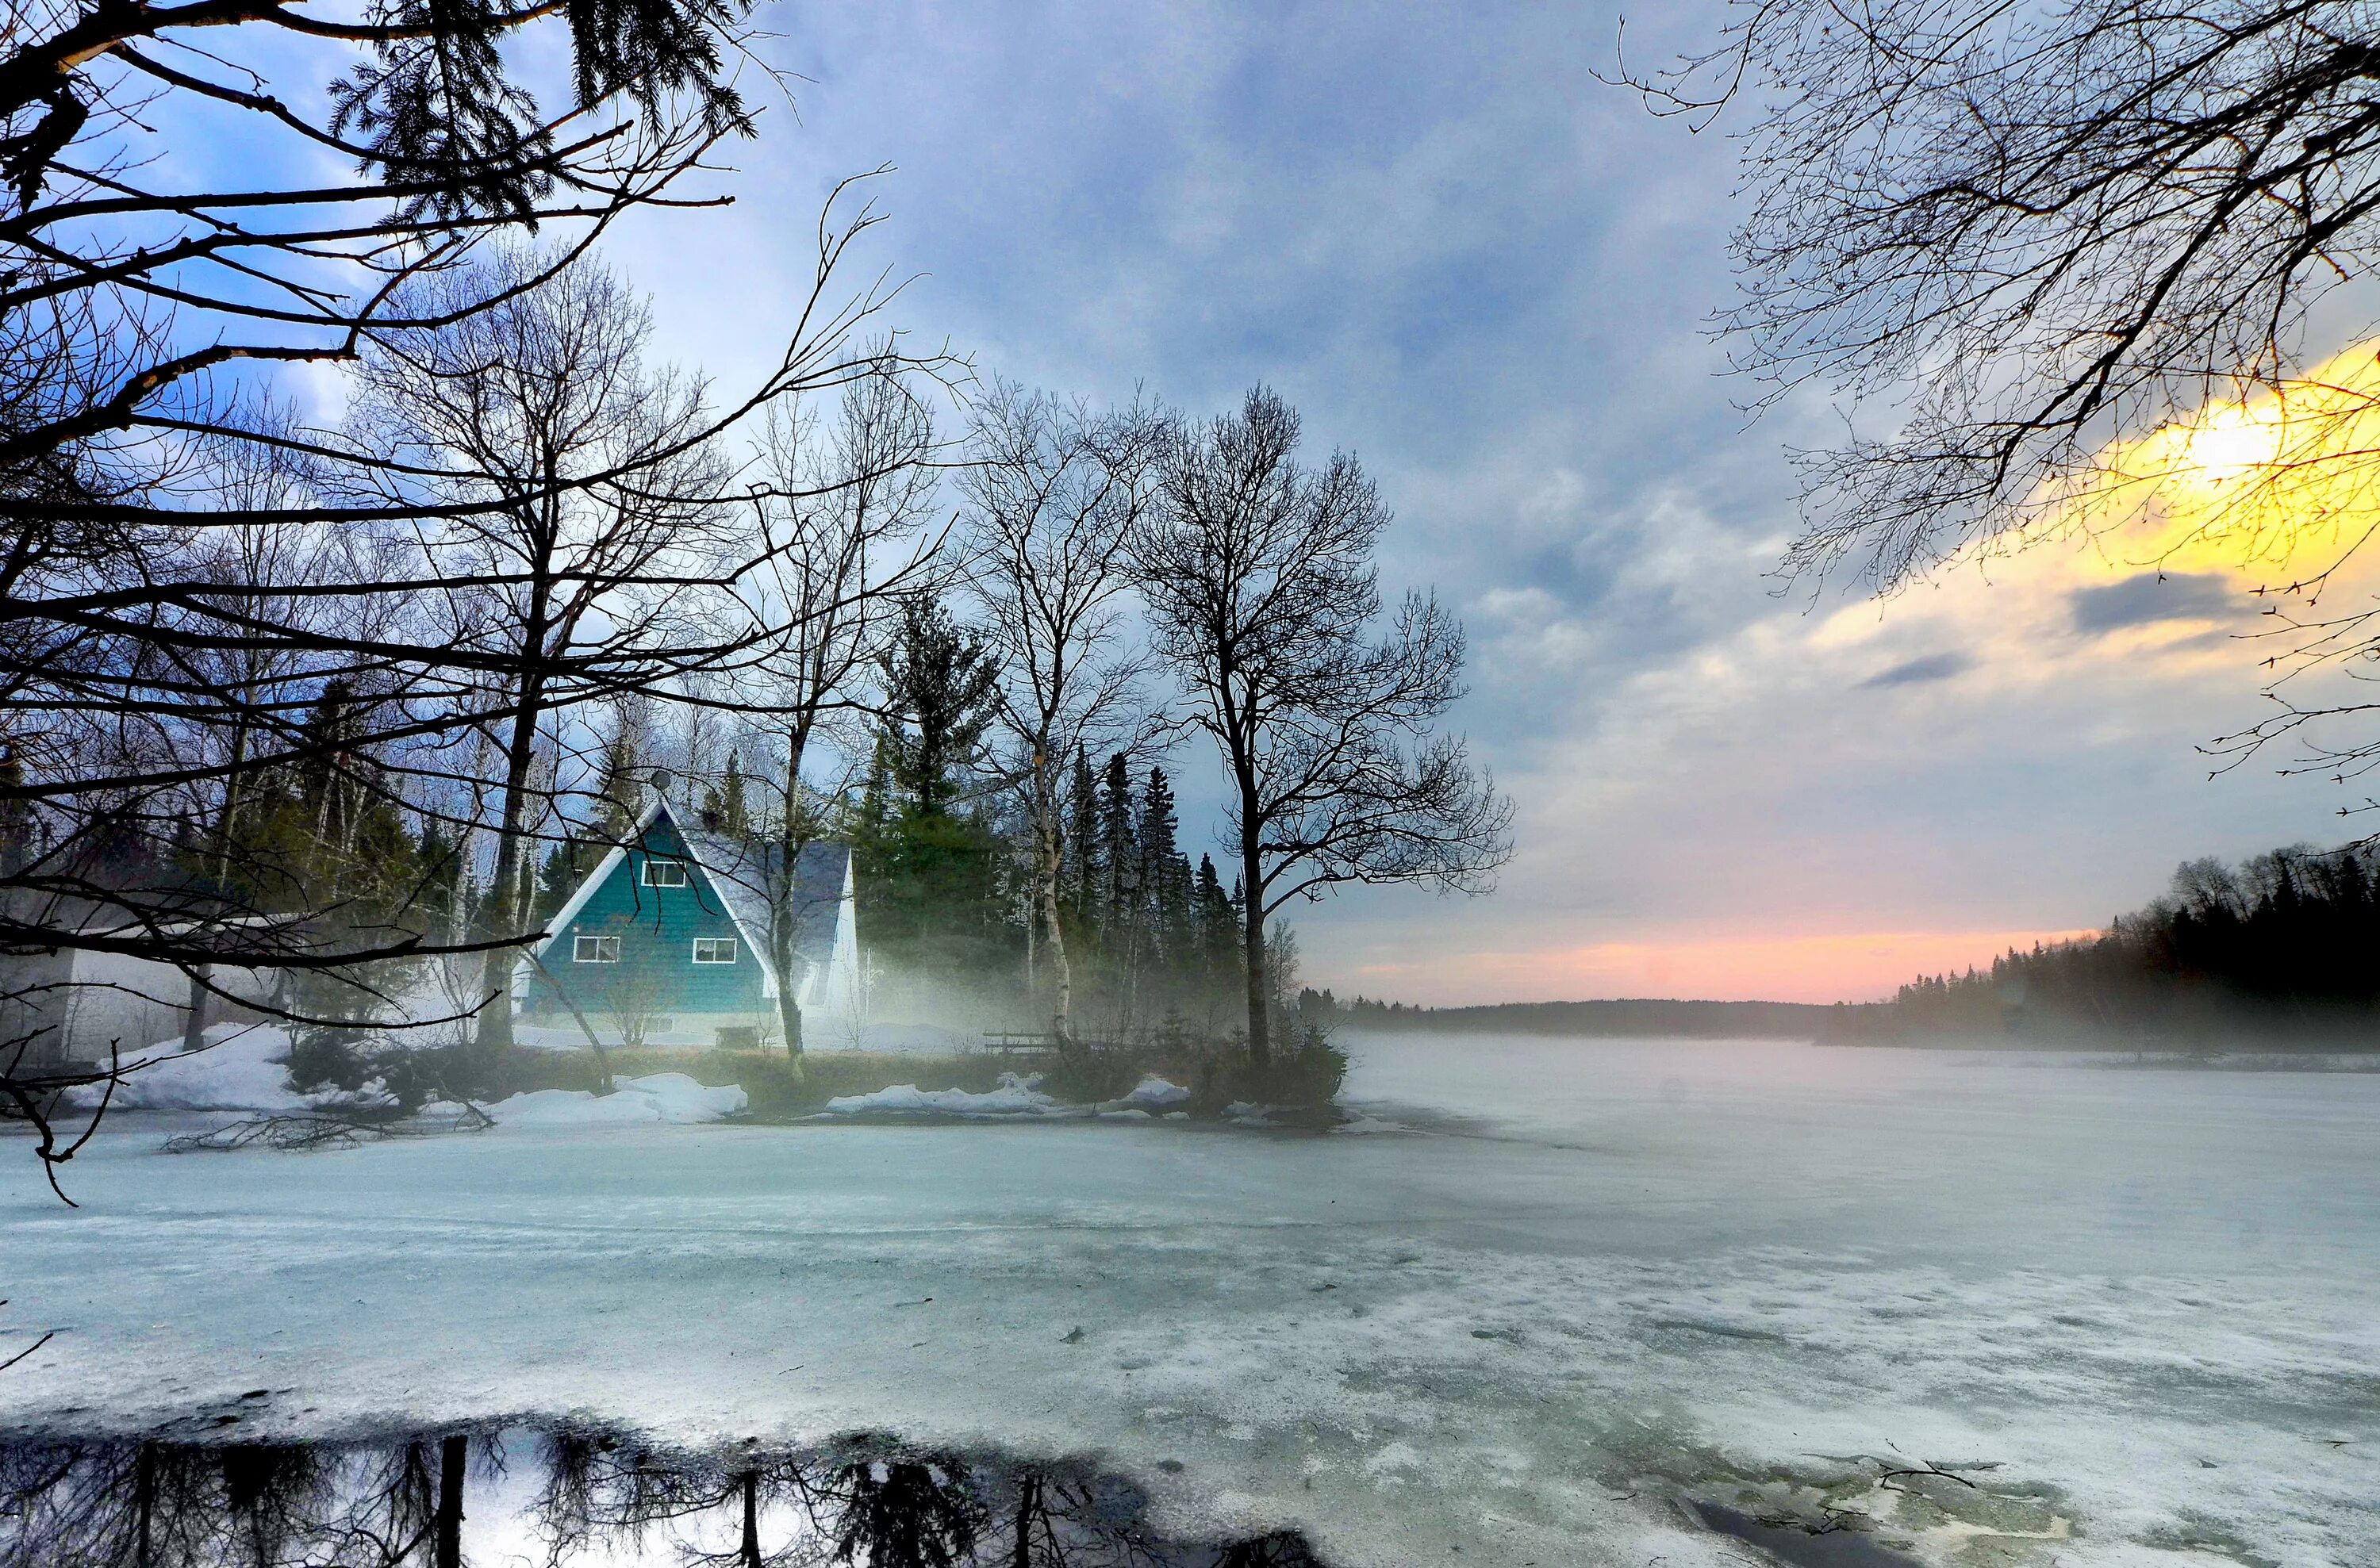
[691,936,738,965]
[642,859,689,888]
[573,934,621,964]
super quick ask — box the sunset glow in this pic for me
[1357,927,2104,1007]
[2017,339,2380,588]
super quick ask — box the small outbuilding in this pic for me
[517,799,858,1049]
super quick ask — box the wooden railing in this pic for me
[978,1031,1130,1057]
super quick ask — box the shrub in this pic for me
[1190,1024,1348,1116]
[1041,1040,1145,1105]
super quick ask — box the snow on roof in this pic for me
[676,822,850,972]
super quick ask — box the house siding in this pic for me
[523,816,767,1024]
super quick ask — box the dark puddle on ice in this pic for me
[1686,1498,1923,1568]
[0,1419,1327,1566]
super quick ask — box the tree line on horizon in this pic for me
[1824,841,2380,1047]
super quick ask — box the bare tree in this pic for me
[1618,1,2380,785]
[734,372,943,1060]
[344,249,735,1053]
[961,381,1163,1042]
[1131,388,1512,1066]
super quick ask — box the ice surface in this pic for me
[4,1034,2375,1568]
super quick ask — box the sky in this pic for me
[547,3,2370,1004]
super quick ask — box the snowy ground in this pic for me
[3,1033,2374,1567]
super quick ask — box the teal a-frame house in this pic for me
[517,798,858,1049]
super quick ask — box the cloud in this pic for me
[2069,573,2237,634]
[1857,650,1971,688]
[579,2,2380,1005]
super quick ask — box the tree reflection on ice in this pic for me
[0,1422,1327,1567]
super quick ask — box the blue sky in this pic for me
[453,3,2375,1000]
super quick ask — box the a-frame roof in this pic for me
[528,798,850,1001]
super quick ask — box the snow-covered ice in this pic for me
[4,1033,2375,1567]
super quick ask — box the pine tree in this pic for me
[1196,854,1238,975]
[720,753,750,841]
[1139,767,1192,964]
[875,596,999,819]
[1065,746,1100,929]
[0,747,36,877]
[857,596,1010,981]
[1099,752,1138,923]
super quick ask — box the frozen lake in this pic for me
[3,1033,2374,1566]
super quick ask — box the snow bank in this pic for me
[1119,1074,1189,1110]
[69,1029,738,1130]
[820,1072,1192,1120]
[461,1072,746,1130]
[821,1072,1058,1118]
[71,1025,313,1111]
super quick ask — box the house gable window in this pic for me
[642,859,689,888]
[692,936,737,965]
[574,934,621,964]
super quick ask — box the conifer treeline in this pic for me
[839,596,1256,1035]
[1825,841,2380,1045]
[1045,753,1248,1035]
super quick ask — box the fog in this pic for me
[3,1033,2371,1566]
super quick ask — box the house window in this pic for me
[643,859,688,888]
[573,934,620,964]
[692,937,737,965]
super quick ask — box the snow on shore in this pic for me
[69,1025,325,1112]
[1121,1074,1190,1110]
[72,1029,1193,1127]
[822,1072,1059,1118]
[67,1026,743,1129]
[451,1073,746,1129]
[817,1072,1195,1119]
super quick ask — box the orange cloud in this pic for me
[1351,928,2102,1006]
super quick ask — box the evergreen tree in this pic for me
[1139,767,1192,964]
[720,753,750,842]
[1065,746,1101,929]
[418,820,474,941]
[1196,855,1238,975]
[0,748,35,877]
[854,596,1012,982]
[876,597,999,818]
[1099,752,1138,925]
[532,836,591,925]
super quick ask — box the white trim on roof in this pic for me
[521,796,784,1001]
[525,796,664,961]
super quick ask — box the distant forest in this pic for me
[1823,841,2380,1048]
[1328,839,2380,1049]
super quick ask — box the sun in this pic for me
[2181,403,2282,484]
